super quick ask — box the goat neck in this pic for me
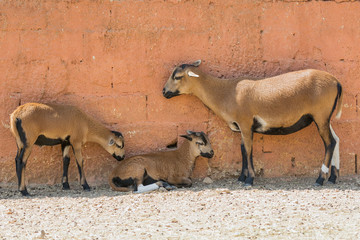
[177,139,199,171]
[190,72,239,119]
[86,118,112,147]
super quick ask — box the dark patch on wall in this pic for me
[291,157,296,168]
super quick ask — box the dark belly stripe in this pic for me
[35,135,70,146]
[253,114,314,135]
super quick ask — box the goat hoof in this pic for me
[315,177,325,186]
[82,184,91,191]
[328,176,337,184]
[238,174,247,183]
[62,182,70,190]
[244,177,254,188]
[161,181,176,191]
[314,177,325,186]
[20,189,30,196]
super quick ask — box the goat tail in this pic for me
[335,82,343,119]
[109,176,134,192]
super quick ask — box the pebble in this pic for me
[203,177,213,184]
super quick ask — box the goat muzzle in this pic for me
[201,150,214,158]
[113,154,125,161]
[163,89,180,99]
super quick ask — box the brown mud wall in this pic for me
[1,0,359,185]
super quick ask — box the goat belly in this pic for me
[34,135,64,146]
[253,114,313,135]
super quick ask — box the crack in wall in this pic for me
[355,154,358,174]
[356,94,359,114]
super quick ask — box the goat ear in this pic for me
[108,138,115,146]
[195,132,201,137]
[192,60,201,67]
[187,130,197,135]
[187,70,199,78]
[180,135,193,141]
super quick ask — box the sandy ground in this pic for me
[1,176,360,240]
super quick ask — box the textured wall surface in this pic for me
[0,0,359,186]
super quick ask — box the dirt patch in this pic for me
[1,176,360,239]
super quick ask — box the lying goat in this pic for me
[163,60,342,187]
[109,131,214,193]
[10,103,125,196]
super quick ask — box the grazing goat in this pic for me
[109,131,214,193]
[10,103,125,196]
[163,60,342,187]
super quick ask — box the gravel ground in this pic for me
[1,176,360,240]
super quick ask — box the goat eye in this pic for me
[197,142,204,146]
[174,76,183,80]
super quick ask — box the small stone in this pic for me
[35,230,46,239]
[203,177,213,184]
[219,189,231,194]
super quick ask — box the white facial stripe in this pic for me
[330,124,340,169]
[321,164,329,174]
[187,71,199,78]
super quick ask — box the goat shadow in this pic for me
[1,175,360,200]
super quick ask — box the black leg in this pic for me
[328,166,337,184]
[61,143,71,190]
[244,148,254,187]
[133,180,138,192]
[241,132,255,187]
[15,148,25,187]
[238,143,248,182]
[76,161,90,191]
[15,147,30,196]
[314,121,336,186]
[15,150,21,187]
[62,156,70,190]
[73,146,90,191]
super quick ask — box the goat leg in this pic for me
[238,143,249,182]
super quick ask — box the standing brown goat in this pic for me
[109,131,214,193]
[10,103,125,196]
[163,60,342,187]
